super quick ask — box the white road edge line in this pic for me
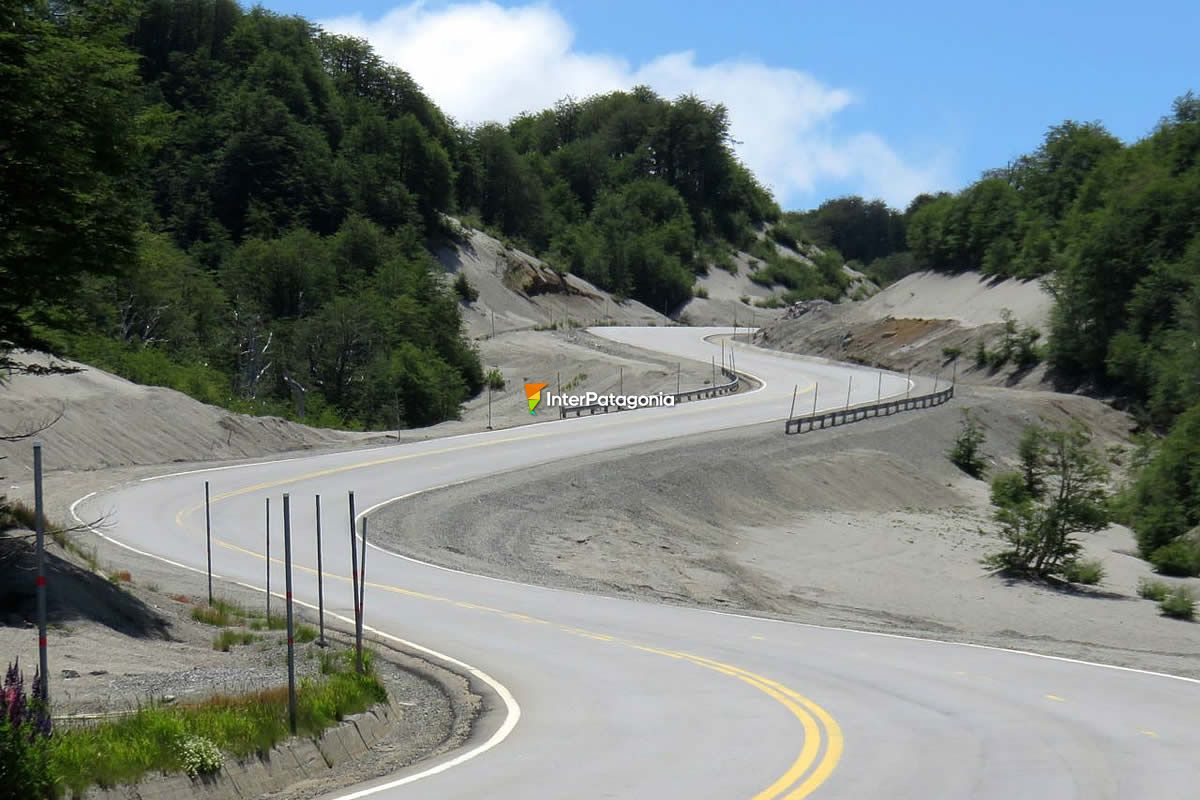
[68,492,522,798]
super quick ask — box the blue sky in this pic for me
[258,0,1199,210]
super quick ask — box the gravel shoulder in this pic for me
[370,386,1200,679]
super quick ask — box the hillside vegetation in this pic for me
[790,96,1200,574]
[2,0,823,434]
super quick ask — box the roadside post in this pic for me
[619,366,624,396]
[906,368,912,400]
[711,356,716,387]
[358,516,368,637]
[812,382,819,419]
[676,363,681,395]
[952,359,958,388]
[845,376,853,411]
[789,385,798,420]
[204,481,213,605]
[265,498,271,620]
[282,494,297,735]
[33,441,48,705]
[877,371,883,404]
[348,491,363,673]
[315,494,327,647]
[934,371,940,393]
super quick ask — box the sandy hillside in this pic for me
[755,270,1056,389]
[0,352,381,477]
[372,386,1200,678]
[437,226,668,338]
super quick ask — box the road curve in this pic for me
[74,327,1199,799]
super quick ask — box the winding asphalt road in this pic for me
[73,327,1199,799]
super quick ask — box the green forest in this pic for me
[794,97,1200,574]
[1,0,780,429]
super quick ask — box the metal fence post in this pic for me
[348,491,362,673]
[282,494,297,735]
[315,494,327,647]
[204,481,213,605]
[789,385,798,420]
[812,382,819,419]
[359,517,368,637]
[265,497,271,620]
[906,367,912,400]
[877,371,883,404]
[845,376,853,410]
[33,441,48,707]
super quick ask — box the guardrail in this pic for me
[560,366,741,418]
[784,384,954,434]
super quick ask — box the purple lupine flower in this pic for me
[31,666,52,738]
[3,658,26,728]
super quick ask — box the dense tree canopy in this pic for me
[3,0,786,426]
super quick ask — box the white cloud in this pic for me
[320,2,952,208]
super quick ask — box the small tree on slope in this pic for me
[986,424,1110,578]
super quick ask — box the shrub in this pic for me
[941,346,962,362]
[973,339,989,369]
[1062,558,1104,585]
[1159,586,1196,620]
[949,411,987,478]
[990,471,1031,509]
[484,368,505,391]
[177,735,223,777]
[985,424,1110,579]
[453,272,478,303]
[1137,577,1171,601]
[1149,539,1200,577]
[693,284,709,299]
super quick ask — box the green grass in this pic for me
[1062,558,1104,585]
[1137,577,1172,601]
[212,630,260,652]
[191,597,269,628]
[50,650,386,795]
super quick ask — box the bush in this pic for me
[453,272,478,303]
[1149,539,1200,577]
[177,735,223,777]
[484,368,505,391]
[949,411,987,478]
[1062,558,1104,585]
[693,284,709,299]
[1137,577,1171,601]
[941,346,962,362]
[990,471,1031,509]
[985,424,1110,579]
[1159,586,1196,620]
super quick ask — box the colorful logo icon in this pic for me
[524,382,549,415]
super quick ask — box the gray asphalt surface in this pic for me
[73,327,1199,799]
